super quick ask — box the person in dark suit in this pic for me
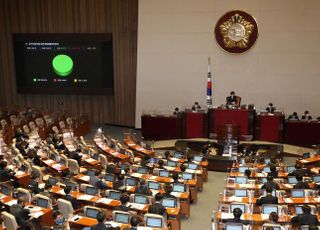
[191,102,201,112]
[288,164,310,177]
[9,196,32,230]
[301,111,312,121]
[135,179,152,196]
[261,176,280,190]
[224,208,248,224]
[0,160,16,182]
[28,170,42,195]
[162,184,176,199]
[266,103,276,113]
[113,174,124,190]
[91,211,119,230]
[129,216,141,230]
[288,112,299,121]
[157,159,165,169]
[294,174,310,189]
[140,155,151,167]
[173,107,180,116]
[267,164,278,179]
[226,91,237,106]
[256,186,278,205]
[64,186,81,210]
[291,205,319,226]
[148,193,166,216]
[116,194,131,212]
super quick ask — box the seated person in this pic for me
[191,102,201,111]
[173,107,180,116]
[116,194,130,212]
[140,155,151,167]
[256,186,278,205]
[164,151,171,160]
[52,210,68,229]
[268,212,279,224]
[89,171,108,190]
[129,215,141,230]
[301,110,312,120]
[261,176,280,190]
[0,160,16,182]
[288,163,311,177]
[267,164,278,178]
[293,174,310,189]
[157,159,165,169]
[291,205,319,226]
[64,186,81,210]
[28,170,42,195]
[266,103,276,113]
[91,211,119,230]
[148,193,166,216]
[180,164,187,173]
[162,184,175,199]
[135,179,152,196]
[226,91,239,106]
[10,196,32,230]
[113,174,124,190]
[262,212,286,230]
[287,112,299,121]
[224,207,248,224]
[172,172,180,183]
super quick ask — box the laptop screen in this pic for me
[225,224,243,230]
[104,174,115,182]
[36,198,48,208]
[238,166,248,173]
[1,185,11,196]
[235,177,247,184]
[86,186,98,196]
[262,205,278,214]
[263,167,271,173]
[137,167,148,174]
[115,213,130,223]
[125,178,136,186]
[295,206,303,214]
[188,163,198,170]
[86,170,96,177]
[286,166,295,173]
[313,175,320,183]
[231,204,245,213]
[159,170,169,177]
[48,177,58,186]
[146,217,162,228]
[147,181,160,190]
[193,156,203,162]
[161,198,176,208]
[234,189,247,197]
[167,160,176,167]
[86,208,99,219]
[109,191,120,200]
[173,184,185,192]
[288,176,298,184]
[182,173,193,180]
[174,152,184,158]
[302,152,310,159]
[134,195,148,204]
[291,189,305,198]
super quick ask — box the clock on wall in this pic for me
[215,10,258,54]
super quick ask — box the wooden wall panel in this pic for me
[0,0,138,126]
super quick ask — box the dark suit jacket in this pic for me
[113,180,124,190]
[226,96,237,105]
[267,171,278,179]
[0,168,15,181]
[135,185,152,196]
[91,222,119,230]
[256,195,278,206]
[294,181,310,189]
[291,213,319,226]
[224,217,248,225]
[116,204,130,212]
[148,202,166,216]
[261,181,280,190]
[10,204,31,229]
[288,169,310,177]
[65,194,81,210]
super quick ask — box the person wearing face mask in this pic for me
[52,210,69,230]
[10,196,32,230]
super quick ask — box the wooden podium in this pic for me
[182,110,208,138]
[255,112,284,142]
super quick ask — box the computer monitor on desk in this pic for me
[230,204,245,213]
[146,216,163,228]
[159,170,169,177]
[288,176,298,184]
[108,190,121,200]
[263,166,271,173]
[235,176,247,184]
[134,194,148,204]
[262,224,281,230]
[167,160,177,167]
[86,207,99,219]
[0,185,12,196]
[114,212,130,224]
[125,177,137,186]
[147,181,160,190]
[187,163,198,170]
[161,197,176,208]
[262,204,278,214]
[193,155,203,162]
[225,223,243,230]
[36,197,49,208]
[104,173,115,182]
[182,172,193,180]
[313,175,320,183]
[86,186,99,196]
[234,189,247,197]
[173,183,185,193]
[238,166,249,173]
[291,189,305,198]
[286,166,295,173]
[137,166,148,174]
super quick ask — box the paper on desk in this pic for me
[127,202,146,210]
[131,173,143,178]
[137,148,144,151]
[77,194,94,201]
[284,184,293,189]
[126,186,134,191]
[52,163,61,169]
[228,196,243,202]
[261,214,269,220]
[313,197,320,203]
[284,198,293,203]
[80,175,90,181]
[170,157,180,162]
[43,159,54,165]
[85,158,96,163]
[15,171,25,176]
[26,206,42,212]
[56,189,66,195]
[5,199,18,206]
[127,143,135,146]
[220,212,235,219]
[97,198,113,204]
[39,183,45,189]
[29,211,43,218]
[186,169,201,174]
[70,215,83,222]
[170,192,182,197]
[149,176,157,180]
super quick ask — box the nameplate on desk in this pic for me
[149,176,157,180]
[97,198,113,205]
[77,194,94,201]
[15,171,25,176]
[127,143,135,146]
[186,169,201,174]
[85,158,96,163]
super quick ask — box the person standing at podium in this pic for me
[266,103,276,113]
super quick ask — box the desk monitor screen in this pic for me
[182,173,193,180]
[231,204,245,213]
[66,182,77,191]
[173,184,185,192]
[86,170,96,177]
[313,175,320,183]
[262,205,278,214]
[161,198,176,208]
[48,177,58,186]
[225,223,243,230]
[86,186,98,196]
[193,156,203,162]
[109,191,120,200]
[235,177,247,184]
[238,166,249,173]
[134,195,148,204]
[188,163,198,170]
[234,189,247,197]
[159,170,169,178]
[115,213,130,223]
[146,216,162,228]
[167,160,176,167]
[174,152,184,158]
[263,166,271,173]
[286,166,296,173]
[288,176,298,184]
[36,197,49,208]
[302,152,310,159]
[291,189,305,198]
[104,174,115,182]
[125,177,136,186]
[0,185,11,196]
[261,178,267,184]
[147,181,160,190]
[150,158,158,164]
[92,154,99,160]
[86,208,99,219]
[295,205,303,214]
[137,167,148,174]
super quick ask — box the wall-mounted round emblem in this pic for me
[215,10,258,53]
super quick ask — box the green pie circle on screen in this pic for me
[52,54,73,77]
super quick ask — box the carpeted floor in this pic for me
[86,125,299,230]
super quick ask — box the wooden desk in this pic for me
[297,155,320,166]
[124,138,155,157]
[208,108,255,137]
[41,158,68,173]
[182,111,208,138]
[94,137,130,162]
[284,121,320,146]
[141,115,182,140]
[255,112,284,142]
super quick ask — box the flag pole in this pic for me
[206,57,213,108]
